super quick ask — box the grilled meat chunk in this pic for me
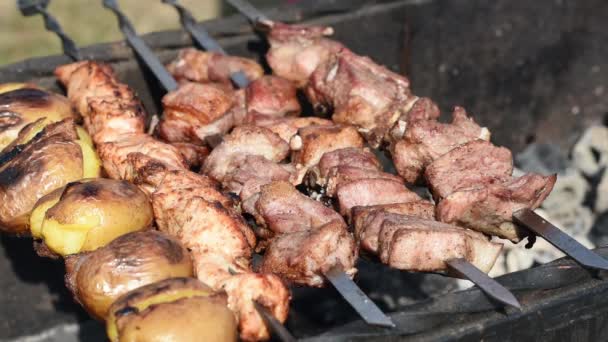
[351,201,436,253]
[202,125,289,183]
[266,22,344,87]
[388,97,441,142]
[336,178,421,217]
[437,173,556,242]
[314,147,381,186]
[291,124,364,183]
[325,166,404,197]
[377,217,502,273]
[260,220,357,287]
[159,82,235,144]
[391,107,490,183]
[167,48,264,85]
[250,115,333,143]
[170,142,210,170]
[306,49,416,147]
[246,76,301,117]
[425,140,513,200]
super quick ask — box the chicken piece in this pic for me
[246,76,301,117]
[336,178,421,217]
[388,97,441,142]
[437,173,557,242]
[351,201,435,252]
[425,140,513,200]
[291,124,364,183]
[260,220,357,287]
[170,142,210,171]
[325,166,404,197]
[97,133,187,181]
[391,107,490,183]
[202,126,289,182]
[377,217,502,273]
[306,49,416,147]
[166,48,264,85]
[254,181,344,237]
[250,115,333,143]
[55,61,146,144]
[221,273,290,342]
[266,22,344,87]
[159,82,234,144]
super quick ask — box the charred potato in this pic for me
[0,87,76,150]
[64,230,193,320]
[107,278,237,342]
[29,178,153,256]
[0,119,101,234]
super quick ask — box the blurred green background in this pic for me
[0,0,280,66]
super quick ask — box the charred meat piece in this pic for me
[325,166,404,197]
[377,217,502,273]
[260,220,357,287]
[336,178,421,217]
[306,49,416,147]
[166,48,264,85]
[202,125,289,183]
[391,107,490,183]
[170,142,210,171]
[249,115,333,143]
[246,76,301,117]
[291,124,364,183]
[253,180,344,237]
[437,173,556,242]
[425,139,513,200]
[159,82,235,144]
[266,22,344,87]
[314,147,381,186]
[351,201,435,253]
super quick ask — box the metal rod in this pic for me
[446,258,521,310]
[253,301,296,342]
[102,0,178,92]
[224,0,273,26]
[514,208,608,271]
[161,0,249,88]
[17,0,81,61]
[324,265,396,328]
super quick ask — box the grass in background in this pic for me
[0,0,224,66]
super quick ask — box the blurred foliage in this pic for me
[0,0,278,66]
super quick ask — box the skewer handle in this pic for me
[253,301,296,342]
[17,0,81,61]
[514,208,608,271]
[102,0,178,92]
[324,265,396,328]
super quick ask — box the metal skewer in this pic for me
[102,0,178,92]
[161,0,249,88]
[253,301,296,342]
[514,208,608,271]
[225,0,273,27]
[18,0,81,61]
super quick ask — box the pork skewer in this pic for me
[103,0,394,330]
[225,0,608,272]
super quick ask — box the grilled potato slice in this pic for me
[107,278,237,342]
[64,230,193,320]
[0,119,101,234]
[30,178,153,256]
[0,87,76,150]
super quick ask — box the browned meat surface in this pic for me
[250,115,333,143]
[266,22,344,87]
[170,142,210,170]
[388,97,440,142]
[54,61,146,144]
[325,166,404,197]
[315,147,381,186]
[425,140,513,200]
[377,217,502,273]
[437,173,556,241]
[306,49,417,147]
[254,181,344,236]
[291,124,364,182]
[159,82,235,144]
[336,178,421,217]
[166,48,264,85]
[260,220,357,287]
[391,107,490,183]
[202,126,289,182]
[246,76,301,117]
[351,201,435,252]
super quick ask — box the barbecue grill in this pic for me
[2,0,608,341]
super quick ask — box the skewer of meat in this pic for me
[225,0,608,272]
